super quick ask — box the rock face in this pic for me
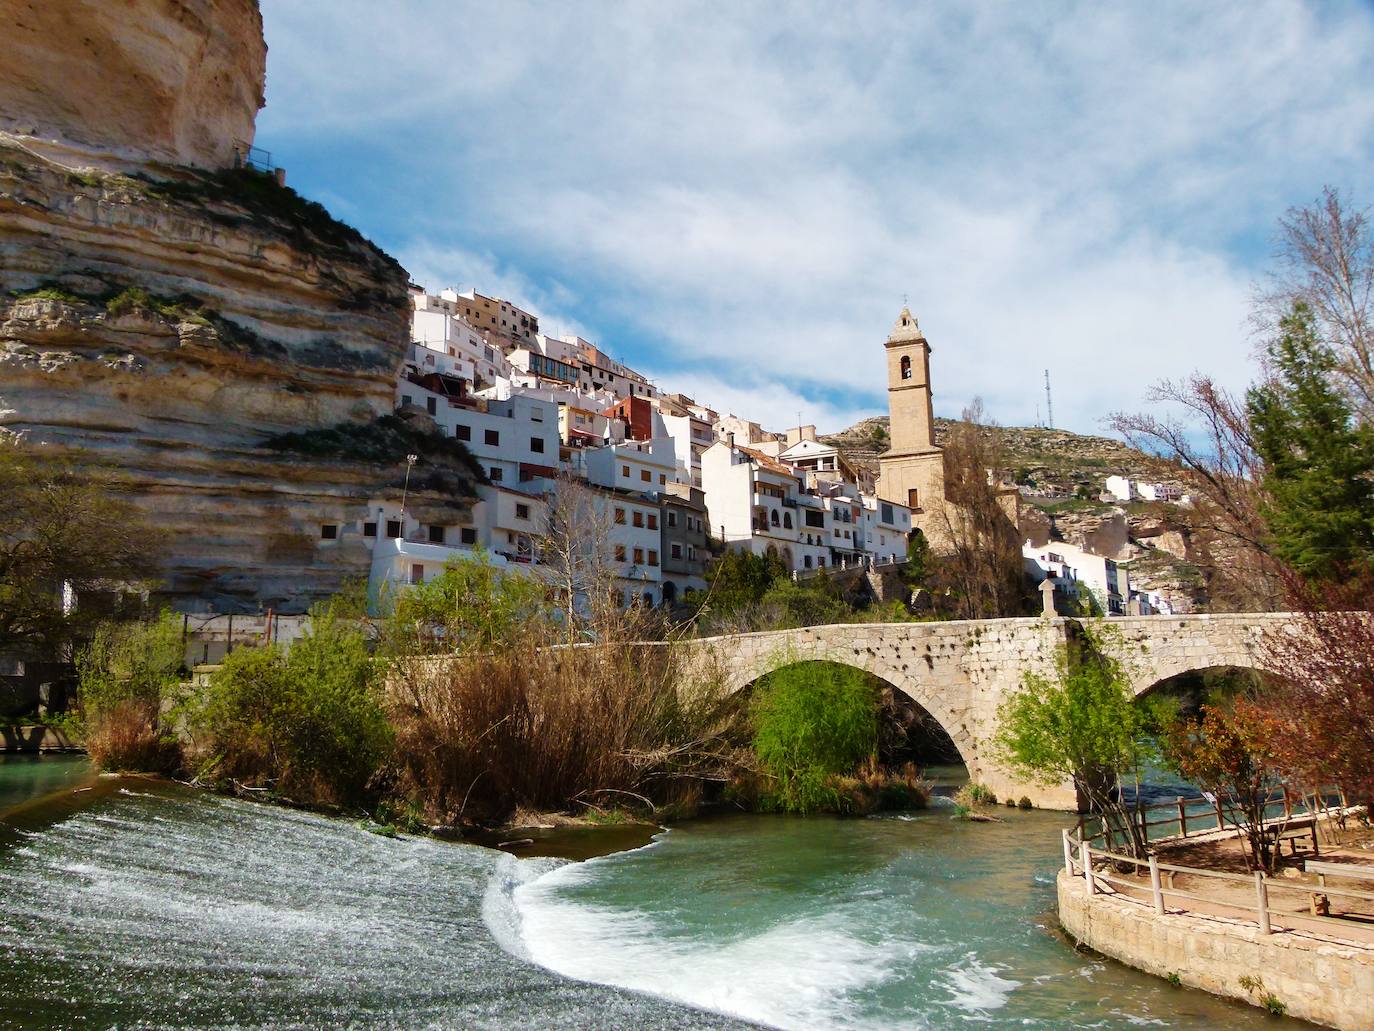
[0,0,266,171]
[0,146,481,612]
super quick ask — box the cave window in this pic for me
[320,524,338,540]
[386,519,402,539]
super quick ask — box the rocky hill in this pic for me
[823,416,1206,611]
[822,415,1168,495]
[0,0,479,612]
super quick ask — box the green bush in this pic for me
[75,612,185,773]
[751,661,878,813]
[188,603,391,806]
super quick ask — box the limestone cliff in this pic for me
[0,0,266,171]
[0,147,479,612]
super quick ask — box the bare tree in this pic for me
[936,400,1027,619]
[1110,377,1284,611]
[537,476,618,643]
[1255,187,1374,419]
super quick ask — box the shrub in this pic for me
[383,556,741,825]
[1017,795,1034,809]
[75,612,185,773]
[751,661,878,813]
[187,603,391,806]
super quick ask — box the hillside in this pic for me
[821,416,1170,496]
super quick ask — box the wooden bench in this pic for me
[1303,859,1374,916]
[1276,815,1319,857]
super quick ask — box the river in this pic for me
[0,757,1301,1030]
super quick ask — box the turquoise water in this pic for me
[0,762,1303,1030]
[506,808,1300,1029]
[0,753,91,811]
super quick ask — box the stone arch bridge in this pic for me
[678,613,1300,810]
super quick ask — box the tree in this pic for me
[1111,376,1282,611]
[1247,303,1374,581]
[536,476,618,642]
[936,401,1027,619]
[1161,702,1287,873]
[899,530,931,591]
[0,438,160,659]
[995,626,1166,858]
[1255,576,1374,816]
[696,548,788,623]
[1255,187,1374,420]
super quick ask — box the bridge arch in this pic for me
[737,654,973,771]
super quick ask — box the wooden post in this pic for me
[1080,840,1094,897]
[1177,796,1187,838]
[1062,829,1074,875]
[1254,871,1271,934]
[1149,854,1165,915]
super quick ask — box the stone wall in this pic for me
[1057,869,1374,1030]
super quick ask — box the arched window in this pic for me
[770,509,780,526]
[900,355,912,380]
[783,513,793,529]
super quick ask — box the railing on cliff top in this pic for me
[1065,794,1372,944]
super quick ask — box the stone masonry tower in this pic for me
[877,307,947,539]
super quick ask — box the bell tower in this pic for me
[877,306,945,531]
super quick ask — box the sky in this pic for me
[256,2,1374,437]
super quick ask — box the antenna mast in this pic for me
[1044,369,1054,429]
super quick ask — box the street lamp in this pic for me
[399,453,419,534]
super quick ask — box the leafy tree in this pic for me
[899,530,932,591]
[1247,303,1374,580]
[189,598,392,805]
[995,627,1168,857]
[74,611,185,772]
[699,548,788,618]
[1161,702,1287,873]
[0,439,159,659]
[755,577,851,629]
[752,661,878,813]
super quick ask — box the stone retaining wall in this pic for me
[1057,869,1374,1030]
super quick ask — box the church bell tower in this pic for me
[877,306,945,529]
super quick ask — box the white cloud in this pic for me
[258,1,1374,433]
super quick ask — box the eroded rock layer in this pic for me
[0,145,476,612]
[0,0,266,171]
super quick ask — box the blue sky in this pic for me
[256,2,1374,435]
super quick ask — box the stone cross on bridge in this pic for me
[678,613,1300,810]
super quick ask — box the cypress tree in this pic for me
[1247,302,1374,580]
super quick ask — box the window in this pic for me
[426,396,437,416]
[489,467,503,481]
[640,469,651,482]
[804,555,813,568]
[411,564,425,585]
[615,544,627,562]
[363,521,377,538]
[770,510,780,526]
[622,464,631,477]
[320,524,338,540]
[530,437,545,454]
[659,474,667,485]
[688,546,696,561]
[633,511,644,528]
[783,513,793,529]
[900,355,912,380]
[428,525,445,544]
[642,591,654,606]
[461,527,477,545]
[614,507,626,524]
[485,429,500,446]
[805,510,825,528]
[633,547,645,565]
[531,408,543,422]
[667,510,678,528]
[647,513,657,530]
[671,543,682,559]
[386,519,402,539]
[907,488,920,510]
[456,424,471,441]
[648,550,658,567]
[516,503,530,520]
[881,503,895,524]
